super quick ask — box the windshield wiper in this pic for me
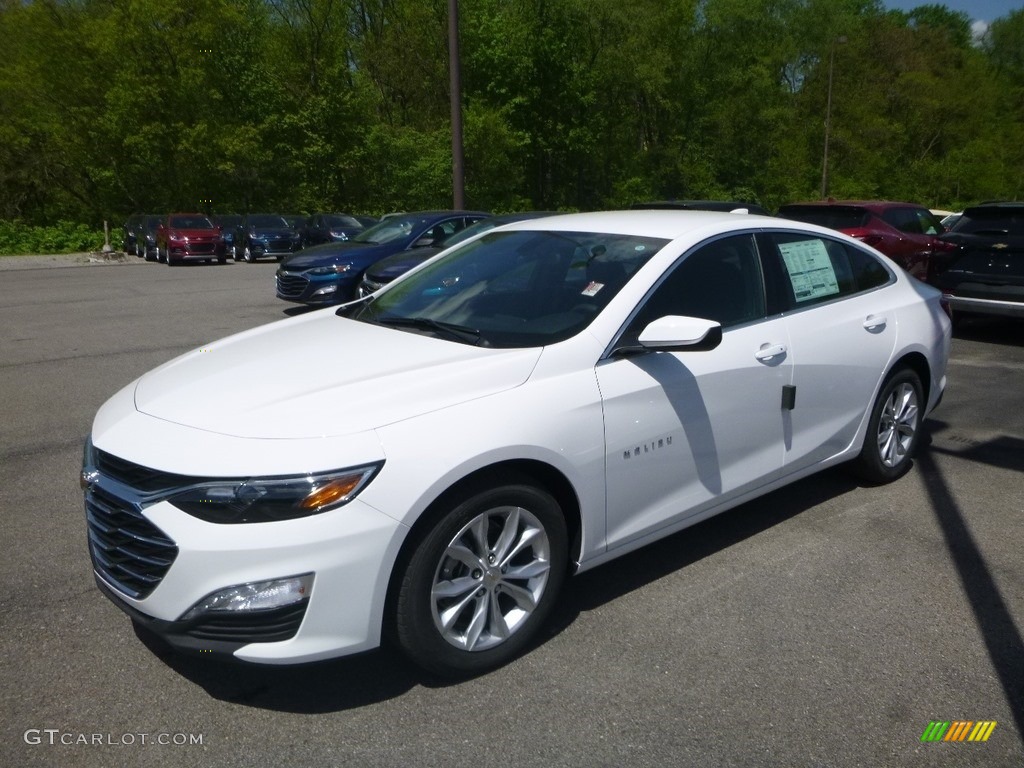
[378,316,483,345]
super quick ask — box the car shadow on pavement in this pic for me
[953,316,1024,346]
[140,463,866,711]
[917,421,1024,743]
[133,623,420,712]
[545,464,861,635]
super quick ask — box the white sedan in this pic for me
[82,211,950,677]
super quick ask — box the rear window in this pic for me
[952,207,1024,237]
[777,206,869,230]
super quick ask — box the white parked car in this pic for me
[82,211,951,676]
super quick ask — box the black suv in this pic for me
[933,202,1024,323]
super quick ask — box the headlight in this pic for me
[306,263,352,276]
[166,463,382,524]
[169,233,185,242]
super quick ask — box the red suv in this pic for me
[156,213,227,266]
[778,200,953,280]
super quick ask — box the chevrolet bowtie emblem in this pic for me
[993,243,1008,249]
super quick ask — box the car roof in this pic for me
[632,199,771,215]
[495,209,780,240]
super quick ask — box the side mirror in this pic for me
[638,315,722,352]
[413,236,435,248]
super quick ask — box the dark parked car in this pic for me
[277,210,490,306]
[156,213,226,266]
[932,202,1024,323]
[235,214,302,263]
[212,215,243,259]
[300,213,366,247]
[778,200,951,280]
[138,215,163,261]
[632,200,772,216]
[358,212,558,297]
[122,214,145,256]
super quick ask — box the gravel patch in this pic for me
[0,251,145,271]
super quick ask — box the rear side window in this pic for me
[953,208,1024,236]
[760,232,891,310]
[881,207,943,236]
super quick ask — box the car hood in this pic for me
[366,249,443,280]
[170,228,221,238]
[282,242,397,269]
[133,312,541,439]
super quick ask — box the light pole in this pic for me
[448,0,465,209]
[820,35,846,199]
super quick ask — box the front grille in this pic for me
[86,485,178,599]
[184,602,308,643]
[96,449,201,492]
[183,242,217,255]
[277,273,309,298]
[264,239,295,254]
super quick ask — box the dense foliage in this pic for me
[1,0,1021,229]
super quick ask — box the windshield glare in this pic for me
[352,230,667,348]
[353,215,423,244]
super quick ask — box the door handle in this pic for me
[863,314,888,331]
[755,344,787,362]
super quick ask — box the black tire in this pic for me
[851,368,924,484]
[395,479,568,677]
[217,255,227,264]
[244,245,255,263]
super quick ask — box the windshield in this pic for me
[248,215,288,228]
[326,215,361,229]
[347,229,667,348]
[353,214,433,245]
[169,215,215,229]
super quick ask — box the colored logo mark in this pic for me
[921,721,997,742]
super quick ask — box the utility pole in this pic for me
[449,0,465,209]
[820,36,846,199]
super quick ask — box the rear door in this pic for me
[757,231,897,471]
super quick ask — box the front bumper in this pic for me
[168,243,226,262]
[86,476,406,664]
[249,238,301,259]
[944,292,1024,319]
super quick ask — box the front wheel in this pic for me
[852,368,923,484]
[394,480,568,677]
[243,245,255,263]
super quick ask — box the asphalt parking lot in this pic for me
[1,255,1022,767]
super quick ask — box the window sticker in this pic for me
[581,281,604,297]
[779,239,840,302]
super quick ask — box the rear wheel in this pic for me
[395,479,568,677]
[852,368,923,484]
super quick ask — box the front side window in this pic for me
[349,230,667,348]
[622,234,766,342]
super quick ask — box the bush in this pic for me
[0,220,106,255]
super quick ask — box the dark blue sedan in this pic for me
[275,211,490,306]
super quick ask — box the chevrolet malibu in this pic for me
[82,211,950,677]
